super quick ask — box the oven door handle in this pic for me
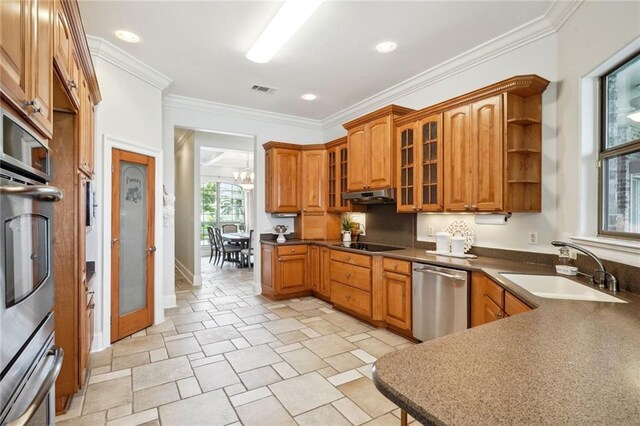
[0,185,63,202]
[8,346,64,426]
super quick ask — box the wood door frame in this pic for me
[100,135,164,350]
[111,148,155,342]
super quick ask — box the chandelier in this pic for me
[233,153,255,190]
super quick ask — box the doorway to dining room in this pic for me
[174,128,256,287]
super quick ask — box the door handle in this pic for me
[8,346,63,426]
[0,185,63,202]
[112,238,119,246]
[413,268,466,281]
[147,246,157,253]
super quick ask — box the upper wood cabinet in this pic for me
[54,1,80,109]
[397,75,548,213]
[78,72,94,177]
[326,137,365,213]
[264,143,302,213]
[343,105,414,191]
[396,114,443,212]
[301,148,326,212]
[1,0,54,137]
[444,96,503,212]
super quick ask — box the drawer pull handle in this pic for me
[496,311,503,319]
[24,99,42,114]
[345,273,351,279]
[291,249,296,252]
[344,256,351,262]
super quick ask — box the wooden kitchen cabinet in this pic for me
[53,1,80,109]
[471,272,532,327]
[261,244,309,299]
[78,72,94,176]
[330,249,374,320]
[444,95,503,212]
[264,143,302,213]
[301,148,326,212]
[326,137,365,213]
[396,114,443,212]
[382,258,412,333]
[319,247,331,299]
[1,0,54,137]
[344,105,414,191]
[308,245,321,293]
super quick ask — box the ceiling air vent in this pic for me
[251,85,277,94]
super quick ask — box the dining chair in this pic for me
[207,226,221,264]
[240,230,254,270]
[215,227,241,267]
[221,224,238,233]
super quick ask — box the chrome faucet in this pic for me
[551,241,619,292]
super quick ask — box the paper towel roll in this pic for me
[474,213,512,225]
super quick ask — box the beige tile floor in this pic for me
[56,260,417,426]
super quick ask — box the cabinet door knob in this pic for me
[24,99,42,114]
[463,204,470,210]
[496,311,503,319]
[291,248,296,253]
[382,272,386,277]
[345,273,351,279]
[471,205,478,211]
[68,80,77,89]
[89,303,95,309]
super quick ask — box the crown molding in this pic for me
[320,0,583,131]
[87,36,173,90]
[163,95,322,131]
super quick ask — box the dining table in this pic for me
[221,232,251,248]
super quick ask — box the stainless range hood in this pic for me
[342,188,396,205]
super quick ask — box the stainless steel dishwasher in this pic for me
[412,262,468,342]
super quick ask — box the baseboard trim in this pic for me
[163,293,177,309]
[175,258,201,286]
[91,332,105,352]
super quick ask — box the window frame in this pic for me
[200,181,245,245]
[598,49,640,240]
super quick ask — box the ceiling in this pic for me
[200,147,253,169]
[79,1,552,120]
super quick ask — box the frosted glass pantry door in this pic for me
[111,148,155,342]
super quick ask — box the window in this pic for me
[200,182,245,245]
[599,51,640,239]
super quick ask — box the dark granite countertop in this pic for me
[372,267,640,425]
[261,238,640,424]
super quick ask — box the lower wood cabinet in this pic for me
[260,244,308,299]
[382,258,412,333]
[330,249,373,320]
[471,272,532,327]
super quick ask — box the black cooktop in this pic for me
[332,243,403,252]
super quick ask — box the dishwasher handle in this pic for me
[413,267,466,281]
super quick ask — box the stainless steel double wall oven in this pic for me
[1,109,63,425]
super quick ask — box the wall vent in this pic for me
[251,85,277,94]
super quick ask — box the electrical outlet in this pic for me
[428,226,434,237]
[528,231,538,245]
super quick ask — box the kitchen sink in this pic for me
[499,274,627,303]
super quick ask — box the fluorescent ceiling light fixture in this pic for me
[115,30,140,43]
[301,93,317,101]
[246,0,323,64]
[628,111,640,122]
[376,41,397,53]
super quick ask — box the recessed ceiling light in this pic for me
[115,30,140,43]
[376,41,397,53]
[246,0,323,64]
[301,93,317,101]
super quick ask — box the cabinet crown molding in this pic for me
[343,105,414,130]
[324,136,347,149]
[395,74,549,126]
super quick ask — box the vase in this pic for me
[342,231,351,242]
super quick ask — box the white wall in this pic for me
[554,1,640,264]
[174,132,199,282]
[89,37,169,351]
[163,98,323,294]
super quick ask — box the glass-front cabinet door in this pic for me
[397,122,417,212]
[417,114,443,211]
[396,114,443,213]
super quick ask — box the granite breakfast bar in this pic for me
[372,267,640,425]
